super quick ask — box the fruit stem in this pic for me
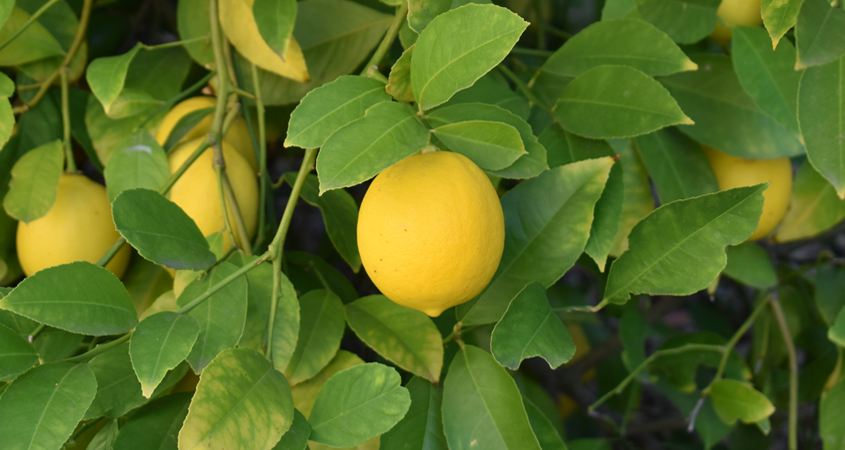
[60,67,75,173]
[360,2,408,77]
[497,64,554,116]
[770,295,798,450]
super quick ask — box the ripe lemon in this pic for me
[16,174,131,278]
[167,138,259,253]
[155,96,257,171]
[703,146,792,241]
[357,151,505,317]
[710,0,762,44]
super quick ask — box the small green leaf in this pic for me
[407,0,450,33]
[285,75,391,149]
[316,101,430,193]
[104,131,170,202]
[308,363,411,447]
[491,282,575,370]
[442,345,542,450]
[709,379,775,425]
[634,0,719,44]
[380,377,448,450]
[795,0,845,69]
[634,128,719,204]
[177,0,213,66]
[274,409,311,450]
[776,161,845,242]
[820,380,845,449]
[346,295,444,383]
[387,45,415,103]
[179,348,294,450]
[799,55,845,198]
[33,329,84,363]
[104,47,192,120]
[254,0,296,57]
[87,43,143,113]
[603,184,767,305]
[130,312,201,398]
[2,140,63,223]
[411,4,528,110]
[112,392,192,450]
[830,307,845,347]
[285,289,346,385]
[113,188,216,271]
[0,98,12,150]
[85,343,147,419]
[0,262,138,335]
[271,269,300,373]
[523,397,566,450]
[432,120,525,170]
[723,243,777,289]
[0,323,38,381]
[762,0,804,48]
[291,350,364,418]
[0,363,97,450]
[554,65,691,139]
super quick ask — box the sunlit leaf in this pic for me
[2,140,63,223]
[762,0,804,48]
[104,131,170,202]
[776,161,845,242]
[799,55,845,198]
[387,45,414,103]
[709,379,775,425]
[130,312,201,397]
[291,350,364,418]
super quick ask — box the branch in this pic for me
[360,2,408,76]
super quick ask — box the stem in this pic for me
[360,2,408,76]
[222,169,252,255]
[704,295,771,393]
[533,0,546,50]
[546,24,572,39]
[177,254,268,314]
[141,36,208,51]
[0,0,61,53]
[511,47,554,58]
[497,65,554,116]
[250,63,269,254]
[770,298,798,450]
[60,68,75,173]
[135,71,216,131]
[65,334,130,363]
[28,324,46,343]
[214,148,238,250]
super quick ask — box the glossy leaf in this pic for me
[723,243,777,289]
[85,343,146,419]
[0,363,97,450]
[105,131,170,202]
[130,312,201,397]
[442,345,542,450]
[634,127,719,203]
[285,289,346,385]
[432,120,525,170]
[284,75,391,149]
[2,140,63,223]
[554,65,691,139]
[291,350,364,418]
[603,184,767,305]
[346,295,444,383]
[634,0,719,44]
[0,323,38,381]
[308,363,411,447]
[0,262,138,335]
[387,45,414,103]
[457,157,614,326]
[254,0,296,57]
[380,377,448,450]
[820,380,845,449]
[762,0,804,47]
[776,161,845,242]
[795,0,845,69]
[274,409,311,450]
[179,348,294,450]
[799,56,845,199]
[113,189,216,271]
[709,379,775,425]
[113,392,192,450]
[411,4,528,110]
[87,43,143,113]
[316,101,430,193]
[491,282,575,370]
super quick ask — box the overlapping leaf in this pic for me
[104,131,170,201]
[795,0,845,69]
[130,312,200,397]
[2,140,63,223]
[634,0,719,44]
[634,128,718,204]
[799,55,845,198]
[285,289,345,385]
[776,161,845,242]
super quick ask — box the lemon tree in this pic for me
[1,0,845,449]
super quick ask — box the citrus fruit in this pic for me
[710,0,762,44]
[16,174,131,278]
[155,96,257,171]
[167,138,259,253]
[703,145,792,241]
[357,151,505,317]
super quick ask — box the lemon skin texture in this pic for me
[167,138,259,253]
[703,146,792,241]
[710,0,762,44]
[357,151,505,317]
[16,174,131,278]
[155,96,257,171]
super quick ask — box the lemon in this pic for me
[16,174,131,278]
[167,138,259,253]
[155,96,257,171]
[710,0,762,44]
[703,145,792,241]
[357,151,505,317]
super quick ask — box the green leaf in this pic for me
[85,93,162,166]
[457,157,614,326]
[442,345,542,450]
[732,26,801,134]
[0,363,97,450]
[254,0,296,57]
[123,257,173,316]
[32,328,84,363]
[380,377,448,450]
[284,251,359,303]
[104,131,170,202]
[179,348,294,450]
[603,184,767,305]
[113,392,192,450]
[285,75,391,149]
[387,45,415,103]
[110,47,192,120]
[284,173,361,272]
[491,282,575,370]
[777,161,845,242]
[272,269,300,372]
[0,7,65,66]
[816,265,845,327]
[523,397,567,450]
[346,295,444,383]
[411,4,528,110]
[723,243,777,289]
[553,65,691,139]
[87,43,143,114]
[274,409,311,450]
[0,323,38,381]
[619,308,647,371]
[0,261,138,335]
[285,289,346,385]
[316,101,430,193]
[113,188,216,271]
[177,0,213,66]
[634,128,719,204]
[660,54,804,158]
[176,262,248,373]
[291,350,364,418]
[85,343,147,419]
[0,2,13,34]
[407,0,450,33]
[2,140,63,223]
[799,55,845,198]
[820,380,845,449]
[709,379,775,425]
[830,306,845,347]
[88,419,119,450]
[795,0,845,69]
[432,120,525,170]
[308,363,411,447]
[608,139,655,256]
[162,107,215,152]
[634,0,720,44]
[0,72,12,97]
[130,312,201,398]
[650,332,749,392]
[762,0,804,48]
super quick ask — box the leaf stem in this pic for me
[0,0,61,53]
[64,333,130,363]
[60,68,75,173]
[176,254,269,314]
[28,323,46,343]
[511,47,554,58]
[250,62,269,255]
[497,65,554,116]
[135,71,216,132]
[140,36,208,51]
[770,296,798,450]
[360,2,408,77]
[221,166,252,256]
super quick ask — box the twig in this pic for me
[60,68,75,173]
[770,296,798,450]
[497,65,554,115]
[135,71,215,131]
[360,2,408,76]
[140,36,208,51]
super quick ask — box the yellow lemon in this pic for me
[167,138,259,253]
[703,145,792,241]
[710,0,762,44]
[16,174,131,278]
[357,151,505,317]
[155,96,257,171]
